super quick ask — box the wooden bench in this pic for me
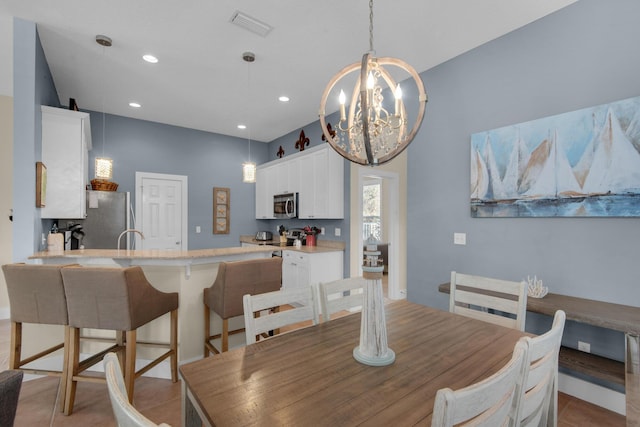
[439,282,640,424]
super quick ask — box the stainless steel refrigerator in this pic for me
[75,191,132,249]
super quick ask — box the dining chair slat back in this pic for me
[431,340,528,427]
[515,310,566,427]
[243,287,319,345]
[319,277,365,322]
[450,271,527,331]
[103,353,171,427]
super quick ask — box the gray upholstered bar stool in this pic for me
[204,257,282,356]
[1,263,76,411]
[61,266,178,415]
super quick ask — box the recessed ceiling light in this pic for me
[143,54,158,63]
[278,96,290,102]
[237,124,247,129]
[129,102,141,108]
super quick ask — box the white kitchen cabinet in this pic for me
[255,166,275,219]
[273,159,299,195]
[281,250,343,294]
[255,144,343,219]
[286,157,300,195]
[297,145,344,219]
[41,106,92,219]
[282,251,310,291]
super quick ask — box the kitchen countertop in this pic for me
[30,245,277,263]
[239,235,345,253]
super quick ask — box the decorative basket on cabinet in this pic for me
[90,179,119,191]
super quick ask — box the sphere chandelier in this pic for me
[319,0,428,166]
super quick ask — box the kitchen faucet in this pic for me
[117,229,145,250]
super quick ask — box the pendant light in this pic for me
[319,0,428,166]
[242,51,256,183]
[95,34,114,180]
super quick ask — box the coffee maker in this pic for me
[61,224,85,250]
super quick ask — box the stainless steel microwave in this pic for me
[274,193,298,219]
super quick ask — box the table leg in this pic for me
[182,381,207,427]
[626,333,640,426]
[182,379,211,427]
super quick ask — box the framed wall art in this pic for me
[213,187,230,234]
[36,161,47,208]
[471,95,640,217]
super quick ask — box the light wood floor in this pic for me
[2,281,627,426]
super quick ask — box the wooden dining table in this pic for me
[180,300,528,426]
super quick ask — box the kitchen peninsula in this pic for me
[29,245,278,368]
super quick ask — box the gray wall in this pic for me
[12,18,59,262]
[407,0,640,389]
[87,112,270,249]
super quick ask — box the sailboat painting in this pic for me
[471,95,640,217]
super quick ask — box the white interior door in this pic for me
[135,172,188,250]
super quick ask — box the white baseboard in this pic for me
[0,307,9,320]
[558,372,626,416]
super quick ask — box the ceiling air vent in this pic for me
[230,11,273,37]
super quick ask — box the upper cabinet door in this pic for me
[41,106,92,219]
[255,166,275,219]
[273,159,300,196]
[298,145,344,219]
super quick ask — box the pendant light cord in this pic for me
[247,58,251,162]
[101,44,106,158]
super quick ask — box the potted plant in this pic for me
[303,226,320,246]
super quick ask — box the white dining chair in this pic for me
[514,310,566,427]
[103,353,171,427]
[243,287,319,345]
[319,277,365,322]
[450,271,527,331]
[431,340,527,427]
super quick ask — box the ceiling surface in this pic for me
[0,0,576,143]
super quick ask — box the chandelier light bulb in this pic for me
[394,84,402,100]
[366,72,375,90]
[339,90,346,105]
[394,84,402,116]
